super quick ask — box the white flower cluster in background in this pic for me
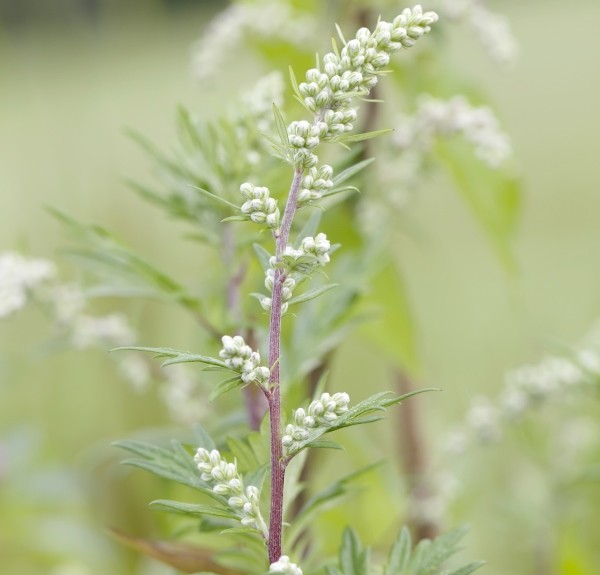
[269,556,303,575]
[192,0,314,81]
[240,71,285,135]
[194,447,268,536]
[437,0,518,64]
[394,95,511,168]
[0,252,56,318]
[421,325,600,525]
[160,364,208,425]
[282,392,350,455]
[0,251,212,422]
[219,335,270,385]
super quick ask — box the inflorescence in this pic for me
[194,448,268,537]
[282,392,350,456]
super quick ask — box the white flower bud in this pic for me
[228,496,245,508]
[407,26,425,39]
[294,408,307,425]
[266,213,279,229]
[213,484,230,495]
[250,212,267,223]
[324,62,338,77]
[304,97,317,112]
[356,27,371,44]
[241,516,256,526]
[371,52,390,68]
[239,182,254,197]
[346,39,361,55]
[229,477,242,491]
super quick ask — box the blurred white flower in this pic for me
[50,283,87,325]
[437,0,518,64]
[160,364,207,425]
[117,354,151,392]
[70,313,135,349]
[466,397,501,442]
[0,252,56,318]
[192,1,313,81]
[394,95,512,168]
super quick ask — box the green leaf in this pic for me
[191,185,241,211]
[294,209,322,245]
[332,158,375,187]
[112,346,227,369]
[446,562,486,575]
[289,65,302,101]
[357,263,419,373]
[209,376,245,402]
[287,284,339,306]
[219,527,260,536]
[436,138,521,272]
[150,500,238,520]
[193,424,217,451]
[331,128,393,144]
[287,462,381,547]
[114,439,216,497]
[253,243,273,272]
[305,439,343,450]
[340,528,370,575]
[221,215,249,223]
[272,103,291,153]
[384,527,412,575]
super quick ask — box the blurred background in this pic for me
[1,1,600,574]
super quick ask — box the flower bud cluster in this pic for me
[282,392,350,454]
[298,164,334,204]
[219,335,270,385]
[393,95,511,167]
[259,234,332,313]
[239,183,280,229]
[269,556,303,575]
[262,269,296,315]
[194,448,267,534]
[287,121,328,168]
[297,5,438,135]
[299,233,331,266]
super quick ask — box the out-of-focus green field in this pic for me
[1,1,600,574]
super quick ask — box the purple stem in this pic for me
[266,167,304,563]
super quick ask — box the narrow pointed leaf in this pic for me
[209,376,245,402]
[150,500,237,520]
[287,284,339,306]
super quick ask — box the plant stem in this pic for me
[395,369,439,541]
[267,167,304,563]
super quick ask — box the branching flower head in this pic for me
[282,392,350,455]
[219,335,270,385]
[194,448,268,536]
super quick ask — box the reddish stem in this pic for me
[267,168,304,562]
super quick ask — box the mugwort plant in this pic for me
[113,6,484,575]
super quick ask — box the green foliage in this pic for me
[326,526,484,575]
